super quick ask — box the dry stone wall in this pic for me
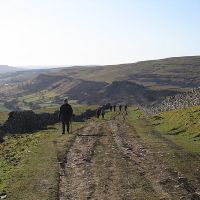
[1,110,59,134]
[0,104,110,135]
[148,88,200,114]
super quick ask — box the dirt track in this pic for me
[58,114,198,200]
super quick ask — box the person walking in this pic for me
[59,99,73,134]
[110,105,113,112]
[119,104,122,112]
[101,108,105,119]
[96,107,101,119]
[125,104,128,115]
[113,105,116,112]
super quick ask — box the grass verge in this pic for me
[0,122,83,200]
[127,107,200,189]
[151,106,200,153]
[0,104,87,200]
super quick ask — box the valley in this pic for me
[1,56,200,111]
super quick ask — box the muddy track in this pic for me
[58,115,198,200]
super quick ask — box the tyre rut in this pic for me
[58,115,196,200]
[108,115,194,200]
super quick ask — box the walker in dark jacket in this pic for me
[59,99,73,134]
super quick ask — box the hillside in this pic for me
[67,80,178,105]
[22,56,200,94]
[59,56,200,89]
[0,56,200,110]
[2,55,200,86]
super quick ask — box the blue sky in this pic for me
[0,0,199,67]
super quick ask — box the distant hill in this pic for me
[1,56,200,89]
[0,65,23,74]
[58,56,200,90]
[0,56,200,108]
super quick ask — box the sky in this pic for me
[0,0,200,68]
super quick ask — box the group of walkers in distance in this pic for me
[96,104,128,119]
[58,98,128,134]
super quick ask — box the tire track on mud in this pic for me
[108,116,194,200]
[59,122,104,200]
[58,116,197,200]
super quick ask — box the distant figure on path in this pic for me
[119,104,122,112]
[110,105,113,112]
[96,107,101,119]
[96,108,101,119]
[125,104,128,115]
[59,99,73,134]
[101,108,105,119]
[113,105,116,112]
